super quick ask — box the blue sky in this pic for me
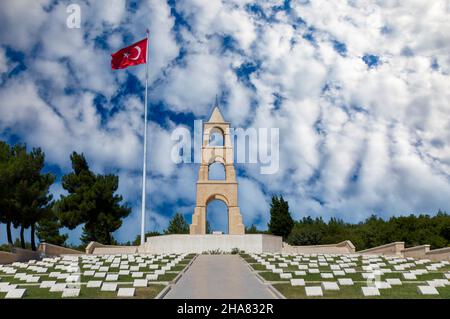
[1,0,450,245]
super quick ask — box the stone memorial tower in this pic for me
[189,104,245,235]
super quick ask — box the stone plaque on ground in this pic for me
[361,286,380,296]
[321,282,339,291]
[5,288,26,299]
[131,272,144,278]
[402,273,417,280]
[40,281,56,288]
[86,280,102,288]
[0,284,18,292]
[101,283,118,292]
[133,279,148,287]
[62,288,80,298]
[337,278,354,286]
[106,274,119,281]
[386,278,402,285]
[374,282,392,289]
[417,285,439,295]
[146,274,158,281]
[117,288,135,297]
[305,286,323,297]
[290,279,305,286]
[49,283,67,292]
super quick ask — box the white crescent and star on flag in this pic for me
[123,46,142,60]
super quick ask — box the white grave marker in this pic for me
[305,286,323,297]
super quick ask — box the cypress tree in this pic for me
[268,195,294,240]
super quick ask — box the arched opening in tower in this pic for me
[209,128,224,146]
[206,199,228,234]
[208,162,226,180]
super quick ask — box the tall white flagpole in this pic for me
[140,29,150,246]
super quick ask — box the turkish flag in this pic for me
[111,38,147,70]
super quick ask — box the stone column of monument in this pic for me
[189,105,245,235]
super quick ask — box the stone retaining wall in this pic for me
[425,246,450,262]
[357,242,405,256]
[0,251,19,264]
[282,240,356,254]
[0,247,41,264]
[85,241,139,254]
[401,245,430,259]
[37,243,83,256]
[144,234,282,254]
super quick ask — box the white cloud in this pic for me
[157,53,222,114]
[0,47,8,75]
[0,0,51,50]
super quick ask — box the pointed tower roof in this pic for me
[208,106,226,123]
[207,95,227,123]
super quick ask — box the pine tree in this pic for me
[268,195,294,240]
[0,143,55,250]
[0,141,11,244]
[0,141,16,245]
[36,204,68,246]
[57,152,131,245]
[245,224,257,233]
[14,146,55,250]
[165,213,190,234]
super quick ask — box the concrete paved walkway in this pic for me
[164,255,276,299]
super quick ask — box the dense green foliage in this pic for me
[0,140,131,249]
[57,152,131,245]
[268,195,294,240]
[287,212,450,250]
[245,224,268,234]
[0,142,55,250]
[129,231,161,246]
[206,220,211,234]
[165,212,190,234]
[36,205,68,246]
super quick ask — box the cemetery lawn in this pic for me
[1,285,166,299]
[0,253,196,299]
[240,254,257,264]
[273,283,450,299]
[243,253,450,299]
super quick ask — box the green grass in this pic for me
[258,272,290,281]
[1,254,196,299]
[245,253,450,299]
[249,263,267,271]
[178,255,195,264]
[239,254,257,264]
[258,271,366,282]
[2,284,166,299]
[171,265,187,272]
[273,283,450,299]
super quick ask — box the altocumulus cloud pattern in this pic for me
[0,0,449,244]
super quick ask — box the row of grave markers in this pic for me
[0,253,188,299]
[249,252,450,297]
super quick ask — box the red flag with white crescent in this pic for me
[111,38,147,70]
